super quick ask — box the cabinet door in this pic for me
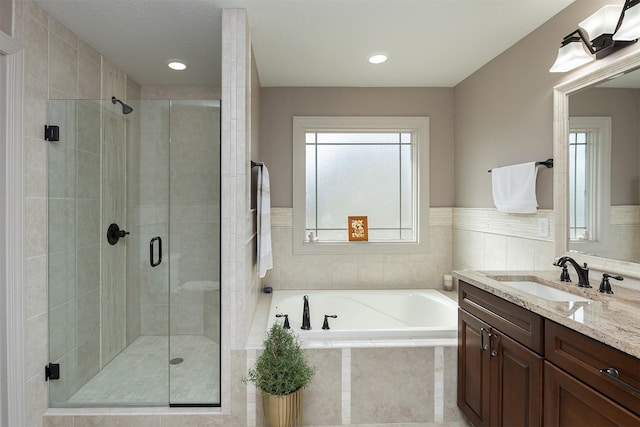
[544,361,640,426]
[491,330,543,427]
[458,308,491,427]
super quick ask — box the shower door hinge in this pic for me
[44,125,60,142]
[45,363,60,381]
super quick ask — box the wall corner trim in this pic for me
[4,47,26,427]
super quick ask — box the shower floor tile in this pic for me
[67,334,219,405]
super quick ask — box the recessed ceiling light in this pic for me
[168,60,187,71]
[367,52,388,64]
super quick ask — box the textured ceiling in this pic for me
[35,0,574,87]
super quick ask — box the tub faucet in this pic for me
[301,295,311,330]
[554,256,591,288]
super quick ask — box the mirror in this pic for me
[554,49,640,278]
[568,68,640,263]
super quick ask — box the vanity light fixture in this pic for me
[550,1,639,73]
[549,30,595,73]
[168,60,187,71]
[367,52,388,64]
[613,0,640,41]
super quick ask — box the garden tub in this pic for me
[266,289,458,341]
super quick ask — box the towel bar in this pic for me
[488,158,553,173]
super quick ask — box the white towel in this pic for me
[257,163,273,278]
[491,162,539,214]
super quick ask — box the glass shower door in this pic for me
[47,98,221,407]
[47,98,171,406]
[167,100,221,405]
[121,98,171,404]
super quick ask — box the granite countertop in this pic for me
[453,270,640,359]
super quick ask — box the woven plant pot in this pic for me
[262,388,304,427]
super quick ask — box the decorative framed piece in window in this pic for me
[348,216,368,241]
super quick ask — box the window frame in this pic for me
[292,116,429,255]
[568,116,611,255]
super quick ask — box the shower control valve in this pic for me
[107,223,130,245]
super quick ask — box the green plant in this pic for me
[244,324,315,396]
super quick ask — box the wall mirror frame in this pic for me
[554,47,640,279]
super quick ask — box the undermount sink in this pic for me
[488,275,592,302]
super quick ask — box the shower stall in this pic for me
[46,98,221,406]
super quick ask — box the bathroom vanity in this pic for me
[454,271,640,427]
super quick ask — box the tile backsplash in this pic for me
[264,207,556,292]
[453,208,555,272]
[264,208,454,290]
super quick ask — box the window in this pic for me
[568,117,611,254]
[293,116,429,254]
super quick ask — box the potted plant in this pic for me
[244,323,315,427]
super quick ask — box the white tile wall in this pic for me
[264,207,454,290]
[453,208,555,272]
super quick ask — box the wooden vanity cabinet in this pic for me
[458,281,544,427]
[544,320,640,426]
[544,362,639,426]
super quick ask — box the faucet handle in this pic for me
[599,273,623,294]
[275,313,290,329]
[322,314,338,330]
[560,265,571,282]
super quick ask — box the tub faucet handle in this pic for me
[275,313,290,329]
[322,314,338,330]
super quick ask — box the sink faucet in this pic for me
[554,256,591,288]
[301,295,311,330]
[598,273,623,294]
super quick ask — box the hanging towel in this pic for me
[257,163,273,278]
[491,162,539,214]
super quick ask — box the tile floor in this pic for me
[67,334,220,405]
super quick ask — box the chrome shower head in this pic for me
[111,97,133,115]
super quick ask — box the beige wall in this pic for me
[453,0,617,209]
[259,87,454,207]
[569,87,640,205]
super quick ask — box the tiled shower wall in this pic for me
[169,101,221,337]
[134,99,171,337]
[130,95,222,338]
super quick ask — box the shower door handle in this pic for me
[150,236,162,267]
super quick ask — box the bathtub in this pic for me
[266,289,458,341]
